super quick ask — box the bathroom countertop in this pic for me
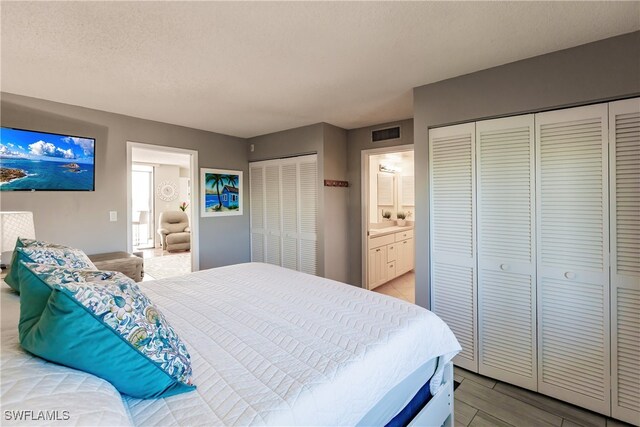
[368,225,414,238]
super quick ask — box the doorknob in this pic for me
[500,264,509,271]
[564,271,576,280]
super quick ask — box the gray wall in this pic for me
[346,119,414,286]
[1,92,250,270]
[413,30,640,308]
[322,123,348,283]
[248,123,324,163]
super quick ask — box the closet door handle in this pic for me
[564,271,576,280]
[376,249,381,252]
[500,264,509,271]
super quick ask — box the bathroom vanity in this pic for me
[367,225,414,289]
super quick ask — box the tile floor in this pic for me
[454,367,634,427]
[372,271,415,303]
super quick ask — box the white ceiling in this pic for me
[132,147,190,169]
[1,2,638,138]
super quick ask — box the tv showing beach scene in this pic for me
[0,127,95,191]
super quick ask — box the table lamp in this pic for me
[0,211,35,269]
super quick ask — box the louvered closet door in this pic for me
[264,164,282,266]
[476,115,537,390]
[609,98,640,425]
[429,123,478,372]
[249,164,266,262]
[281,161,299,271]
[536,104,610,414]
[298,155,318,275]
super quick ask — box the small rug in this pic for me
[143,252,191,280]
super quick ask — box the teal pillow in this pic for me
[5,244,96,293]
[5,237,66,291]
[18,262,195,398]
[17,263,121,336]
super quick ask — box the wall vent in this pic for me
[372,126,401,142]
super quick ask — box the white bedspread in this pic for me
[0,289,133,427]
[126,263,460,426]
[1,263,460,426]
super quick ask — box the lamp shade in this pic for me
[0,211,35,253]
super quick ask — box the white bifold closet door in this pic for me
[265,164,282,266]
[536,104,610,414]
[249,154,318,275]
[609,98,640,425]
[250,163,266,262]
[429,123,478,371]
[298,157,319,275]
[476,115,537,390]
[281,162,299,271]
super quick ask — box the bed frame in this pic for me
[409,361,455,427]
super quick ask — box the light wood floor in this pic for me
[454,367,634,427]
[373,273,634,427]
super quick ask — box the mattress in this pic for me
[126,263,460,425]
[1,263,460,426]
[357,357,438,426]
[0,288,134,427]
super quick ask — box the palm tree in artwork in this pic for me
[206,173,224,210]
[224,174,238,188]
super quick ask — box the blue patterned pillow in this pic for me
[18,262,195,398]
[5,245,96,293]
[15,237,69,249]
[23,262,120,284]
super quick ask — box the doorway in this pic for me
[361,145,415,303]
[126,142,199,279]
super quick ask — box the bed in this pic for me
[1,263,460,426]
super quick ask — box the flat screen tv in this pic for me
[0,127,95,191]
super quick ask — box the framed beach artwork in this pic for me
[201,168,243,217]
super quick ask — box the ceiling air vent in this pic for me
[372,126,401,142]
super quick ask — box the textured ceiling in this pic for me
[2,2,638,138]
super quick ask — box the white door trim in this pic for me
[126,141,200,272]
[360,144,414,289]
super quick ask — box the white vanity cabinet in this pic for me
[368,233,393,289]
[395,230,415,276]
[368,228,415,290]
[368,247,386,289]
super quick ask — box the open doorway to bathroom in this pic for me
[127,142,199,281]
[361,145,415,303]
